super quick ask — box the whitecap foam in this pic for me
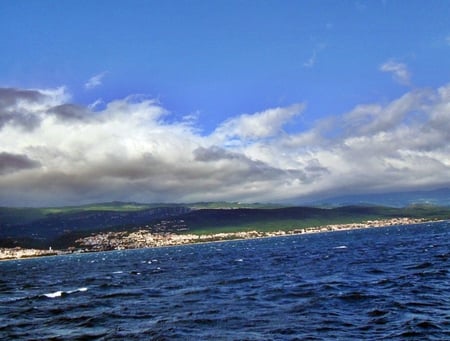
[43,287,87,298]
[334,245,348,249]
[44,290,63,298]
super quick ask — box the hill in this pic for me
[1,202,449,250]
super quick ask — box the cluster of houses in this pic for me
[74,217,427,252]
[1,217,427,259]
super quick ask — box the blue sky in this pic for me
[1,0,450,205]
[2,0,449,130]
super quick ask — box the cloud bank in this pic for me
[1,84,450,206]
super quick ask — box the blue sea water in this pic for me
[1,222,449,340]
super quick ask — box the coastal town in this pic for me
[0,247,60,260]
[0,217,428,260]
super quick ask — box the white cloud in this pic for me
[380,60,411,86]
[88,98,104,111]
[212,103,305,141]
[1,84,450,206]
[303,44,326,68]
[342,90,428,135]
[84,72,108,90]
[303,51,318,68]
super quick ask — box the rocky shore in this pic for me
[0,217,429,260]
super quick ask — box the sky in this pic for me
[1,0,450,206]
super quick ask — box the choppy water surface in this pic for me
[1,222,449,340]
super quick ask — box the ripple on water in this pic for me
[0,221,449,340]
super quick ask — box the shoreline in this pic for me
[0,248,63,262]
[1,217,445,261]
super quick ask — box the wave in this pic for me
[43,287,88,299]
[0,287,89,304]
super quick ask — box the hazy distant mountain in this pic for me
[307,188,450,207]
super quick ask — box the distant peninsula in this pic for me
[1,202,449,260]
[0,217,434,261]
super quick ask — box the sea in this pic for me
[1,221,449,340]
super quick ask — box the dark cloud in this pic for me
[303,159,329,182]
[0,111,41,131]
[0,152,41,174]
[0,88,46,130]
[1,85,450,206]
[48,104,89,121]
[0,88,45,107]
[194,146,311,185]
[94,154,157,181]
[194,146,245,162]
[195,146,278,176]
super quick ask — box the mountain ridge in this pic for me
[303,188,450,207]
[1,201,449,250]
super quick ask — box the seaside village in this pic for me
[1,217,426,260]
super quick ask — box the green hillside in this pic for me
[1,202,449,249]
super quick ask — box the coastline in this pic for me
[0,248,62,262]
[0,217,443,261]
